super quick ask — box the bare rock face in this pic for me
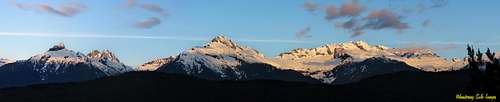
[139,56,177,71]
[0,58,14,67]
[87,49,121,63]
[48,43,66,51]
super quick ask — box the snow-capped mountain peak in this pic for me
[189,35,266,62]
[23,43,133,75]
[155,35,302,80]
[0,43,135,87]
[277,40,391,60]
[87,49,120,63]
[351,40,371,51]
[29,43,86,63]
[209,35,239,49]
[203,35,261,55]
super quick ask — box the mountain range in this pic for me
[142,35,467,84]
[0,70,469,102]
[0,35,470,88]
[0,43,134,88]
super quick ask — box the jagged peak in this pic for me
[211,35,231,43]
[207,35,241,49]
[88,50,101,57]
[101,49,114,58]
[87,49,118,61]
[48,43,66,51]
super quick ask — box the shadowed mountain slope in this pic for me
[0,70,468,102]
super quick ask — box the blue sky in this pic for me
[1,0,499,66]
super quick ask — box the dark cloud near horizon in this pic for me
[295,27,312,39]
[135,17,161,28]
[13,1,86,17]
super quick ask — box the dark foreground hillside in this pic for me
[0,71,469,102]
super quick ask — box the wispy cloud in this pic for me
[324,5,339,20]
[332,8,409,37]
[13,1,86,17]
[324,0,364,21]
[304,1,320,14]
[339,0,365,17]
[362,9,409,30]
[120,0,168,16]
[422,19,431,27]
[118,0,168,29]
[323,0,406,37]
[141,3,168,16]
[295,27,312,39]
[305,0,449,37]
[0,32,312,44]
[135,17,162,28]
[430,0,448,8]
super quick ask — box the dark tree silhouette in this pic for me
[465,45,500,95]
